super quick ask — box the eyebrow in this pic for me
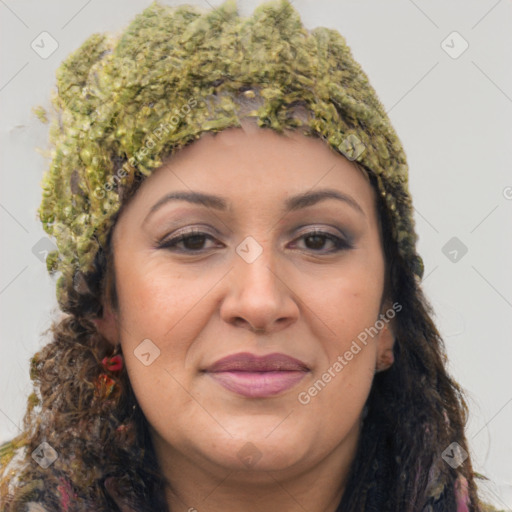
[142,187,365,226]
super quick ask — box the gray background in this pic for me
[1,0,511,509]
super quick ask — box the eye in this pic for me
[157,228,353,254]
[291,230,353,253]
[157,229,221,253]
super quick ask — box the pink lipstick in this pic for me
[203,352,310,398]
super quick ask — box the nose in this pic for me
[219,242,299,334]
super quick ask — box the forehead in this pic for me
[114,126,378,229]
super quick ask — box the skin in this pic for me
[95,123,396,512]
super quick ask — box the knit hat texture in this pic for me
[37,0,424,311]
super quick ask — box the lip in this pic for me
[207,371,308,398]
[203,352,310,398]
[204,352,310,373]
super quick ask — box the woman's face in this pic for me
[99,125,395,483]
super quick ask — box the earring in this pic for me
[94,350,124,399]
[101,353,123,372]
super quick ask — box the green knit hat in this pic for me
[37,0,424,312]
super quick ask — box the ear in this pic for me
[92,300,120,348]
[375,301,397,373]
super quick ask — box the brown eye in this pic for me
[180,234,209,250]
[304,234,328,250]
[158,230,219,252]
[292,230,352,253]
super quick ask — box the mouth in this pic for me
[202,352,310,398]
[205,370,309,398]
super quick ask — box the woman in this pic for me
[0,1,491,510]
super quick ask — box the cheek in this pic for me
[115,260,200,428]
[115,252,196,339]
[319,256,384,342]
[316,281,380,378]
[296,284,378,433]
[113,254,212,394]
[299,257,383,412]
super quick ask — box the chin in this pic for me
[203,429,309,473]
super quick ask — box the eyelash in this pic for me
[157,228,353,254]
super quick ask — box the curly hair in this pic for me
[0,1,490,510]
